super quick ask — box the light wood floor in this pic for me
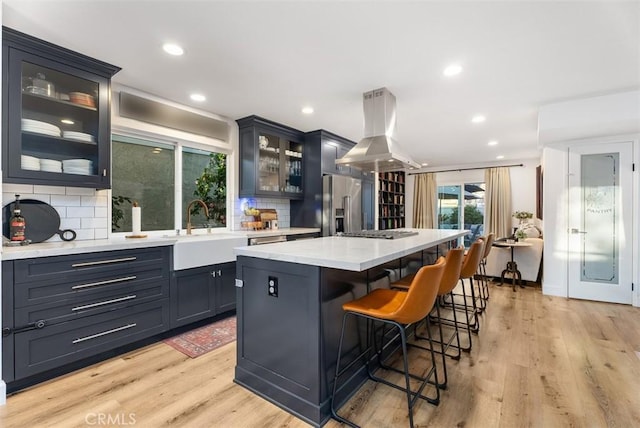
[1,283,639,427]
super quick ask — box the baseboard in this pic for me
[542,282,566,297]
[0,380,6,405]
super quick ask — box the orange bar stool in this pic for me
[439,240,484,350]
[478,233,495,305]
[391,247,465,389]
[330,258,446,428]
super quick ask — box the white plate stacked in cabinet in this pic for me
[62,159,93,175]
[62,131,95,143]
[21,118,61,137]
[39,159,62,173]
[21,155,40,171]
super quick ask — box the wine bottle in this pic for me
[10,194,26,242]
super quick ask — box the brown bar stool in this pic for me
[439,240,484,350]
[478,233,495,304]
[391,246,465,389]
[330,257,446,428]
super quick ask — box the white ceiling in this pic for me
[4,1,639,168]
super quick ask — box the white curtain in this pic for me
[484,167,512,238]
[413,173,437,228]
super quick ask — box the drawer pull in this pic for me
[3,319,46,336]
[71,257,137,268]
[72,323,137,344]
[71,275,137,290]
[72,295,137,312]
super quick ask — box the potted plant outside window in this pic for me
[192,153,227,227]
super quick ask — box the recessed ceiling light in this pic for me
[496,155,505,160]
[190,93,206,102]
[421,163,429,166]
[443,64,463,77]
[60,119,74,125]
[471,115,486,124]
[488,140,498,146]
[162,43,184,56]
[388,159,394,163]
[301,106,314,115]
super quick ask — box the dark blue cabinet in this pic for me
[237,116,305,199]
[291,130,374,230]
[2,27,120,189]
[171,262,236,328]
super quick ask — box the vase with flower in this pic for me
[515,229,528,242]
[513,211,533,226]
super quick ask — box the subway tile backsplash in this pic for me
[3,184,292,240]
[3,183,109,242]
[233,197,290,230]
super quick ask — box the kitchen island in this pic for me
[233,229,467,427]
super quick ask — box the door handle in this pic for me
[570,228,587,234]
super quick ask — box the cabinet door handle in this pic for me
[103,169,108,177]
[72,323,137,344]
[211,271,216,277]
[71,295,137,311]
[72,257,137,268]
[217,270,222,276]
[71,275,137,290]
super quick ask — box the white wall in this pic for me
[541,146,568,297]
[406,158,541,231]
[538,90,640,145]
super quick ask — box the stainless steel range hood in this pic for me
[335,87,420,172]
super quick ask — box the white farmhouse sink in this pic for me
[170,233,248,270]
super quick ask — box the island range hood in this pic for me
[335,87,420,172]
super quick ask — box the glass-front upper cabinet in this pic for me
[2,27,120,189]
[237,116,304,199]
[257,132,303,194]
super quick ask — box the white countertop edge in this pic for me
[235,229,469,272]
[2,238,175,260]
[1,228,320,260]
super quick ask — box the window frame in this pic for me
[110,127,231,237]
[436,181,486,247]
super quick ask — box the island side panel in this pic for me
[319,266,392,411]
[235,256,324,425]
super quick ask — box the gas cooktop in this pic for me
[340,230,419,239]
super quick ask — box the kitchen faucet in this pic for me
[186,199,209,235]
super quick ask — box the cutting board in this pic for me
[3,199,76,242]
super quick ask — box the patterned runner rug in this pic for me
[163,316,236,358]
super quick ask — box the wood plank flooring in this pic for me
[1,283,639,427]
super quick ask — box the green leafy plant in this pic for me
[513,211,533,220]
[112,195,132,232]
[515,229,528,240]
[441,205,484,225]
[192,152,227,226]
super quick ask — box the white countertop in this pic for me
[1,227,320,261]
[2,237,176,260]
[234,229,468,271]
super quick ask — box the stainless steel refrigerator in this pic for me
[322,175,363,236]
